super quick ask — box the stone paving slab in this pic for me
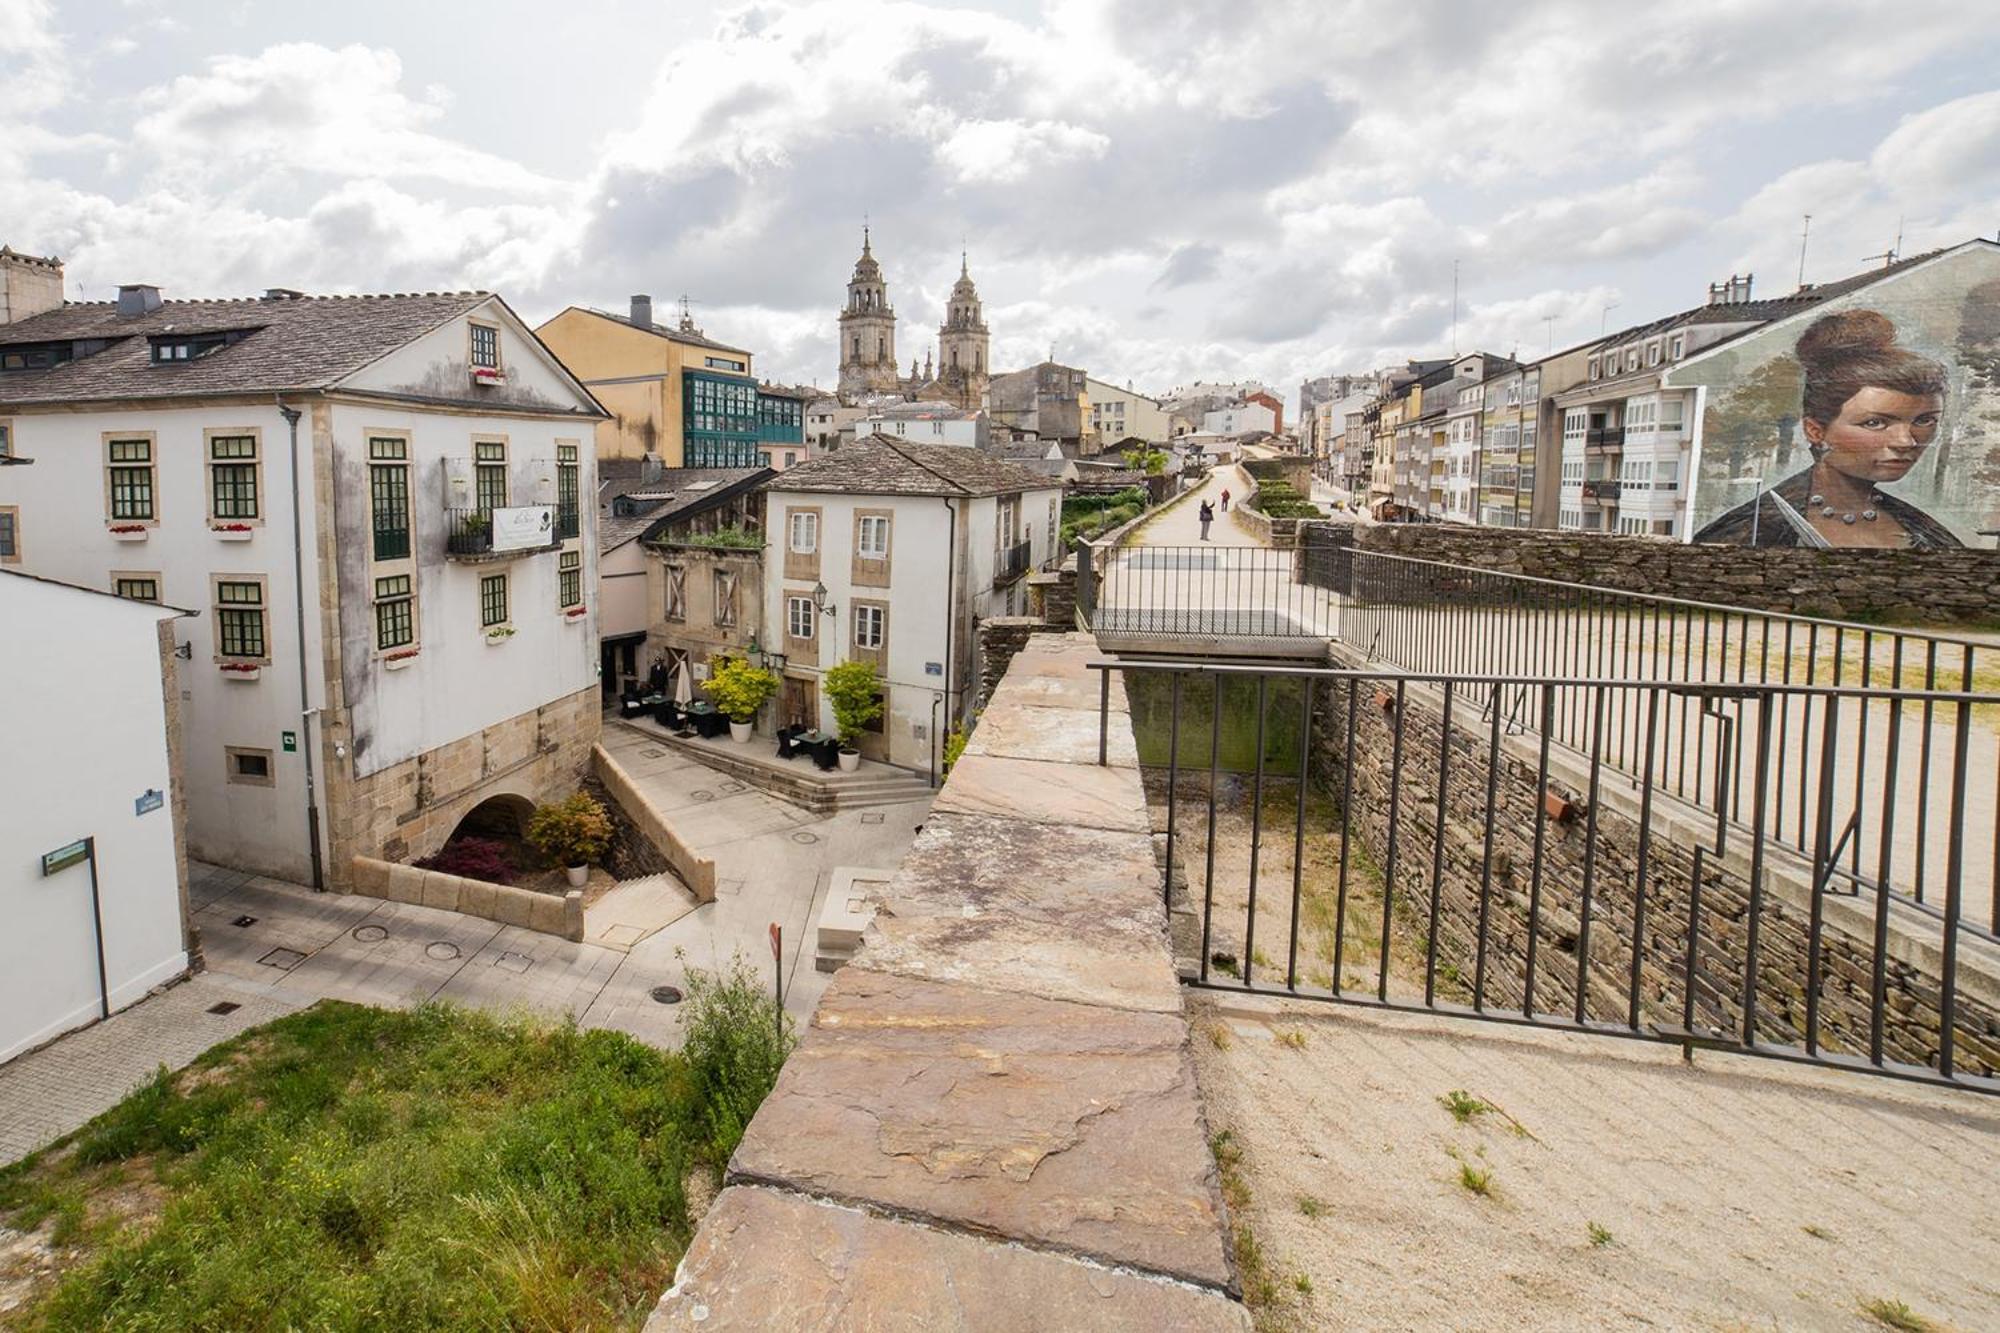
[0,975,307,1165]
[434,925,626,1016]
[728,968,1234,1290]
[645,1185,1250,1332]
[931,754,1151,833]
[272,901,503,1007]
[854,913,1182,1014]
[961,694,1138,769]
[987,649,1128,715]
[192,879,381,971]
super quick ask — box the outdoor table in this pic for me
[688,704,728,739]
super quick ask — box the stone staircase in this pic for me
[622,721,934,814]
[581,871,700,953]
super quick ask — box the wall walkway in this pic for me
[645,633,1248,1330]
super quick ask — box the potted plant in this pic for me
[525,792,612,888]
[824,659,883,773]
[703,656,780,742]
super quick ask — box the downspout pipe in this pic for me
[277,400,325,892]
[938,494,957,785]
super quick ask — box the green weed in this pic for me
[1859,1297,1931,1331]
[1587,1221,1613,1247]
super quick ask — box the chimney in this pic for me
[1706,273,1755,306]
[116,283,163,317]
[0,246,65,325]
[263,287,305,301]
[630,294,653,329]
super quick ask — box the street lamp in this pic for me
[812,580,837,618]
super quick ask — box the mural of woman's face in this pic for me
[1802,386,1942,484]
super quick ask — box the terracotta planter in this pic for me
[729,720,753,743]
[837,748,861,773]
[565,864,589,888]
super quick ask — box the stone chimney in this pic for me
[116,283,164,317]
[630,294,653,329]
[1705,273,1755,306]
[0,246,65,325]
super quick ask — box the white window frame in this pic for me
[788,510,818,554]
[857,514,890,559]
[787,594,816,640]
[854,603,885,650]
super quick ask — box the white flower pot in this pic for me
[729,720,752,743]
[109,528,149,542]
[565,864,589,888]
[837,748,861,772]
[383,654,417,671]
[212,527,255,541]
[220,666,262,682]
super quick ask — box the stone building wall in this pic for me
[975,617,1045,707]
[1299,520,2000,625]
[1311,660,2000,1078]
[323,683,602,889]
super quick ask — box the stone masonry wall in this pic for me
[645,635,1248,1330]
[1301,520,2000,625]
[1312,662,2000,1077]
[324,684,602,891]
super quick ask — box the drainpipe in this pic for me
[277,400,325,892]
[938,495,957,785]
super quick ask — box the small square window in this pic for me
[226,746,275,786]
[114,575,158,602]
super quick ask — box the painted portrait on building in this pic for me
[1677,244,2000,549]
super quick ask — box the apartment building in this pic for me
[0,257,605,887]
[1085,378,1170,446]
[759,436,1061,772]
[858,400,985,447]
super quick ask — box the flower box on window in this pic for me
[564,605,587,620]
[212,521,255,541]
[383,649,420,672]
[471,366,507,386]
[219,662,262,681]
[109,524,149,542]
[485,625,516,644]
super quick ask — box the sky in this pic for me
[7,0,2000,404]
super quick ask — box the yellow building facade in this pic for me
[536,300,756,467]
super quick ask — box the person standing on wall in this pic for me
[1198,499,1214,540]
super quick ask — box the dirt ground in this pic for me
[1165,771,2000,1331]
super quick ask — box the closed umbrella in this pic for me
[674,660,694,709]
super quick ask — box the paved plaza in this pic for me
[0,733,934,1165]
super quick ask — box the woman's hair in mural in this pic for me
[1795,309,1946,428]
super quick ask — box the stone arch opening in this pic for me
[450,793,535,842]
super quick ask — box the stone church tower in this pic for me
[934,253,991,410]
[837,227,900,398]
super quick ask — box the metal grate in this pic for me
[206,1001,241,1016]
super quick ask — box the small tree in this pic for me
[823,659,883,750]
[703,656,780,724]
[524,793,612,869]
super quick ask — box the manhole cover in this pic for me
[690,789,716,802]
[860,812,885,825]
[232,915,257,928]
[640,747,664,758]
[718,781,746,793]
[258,946,306,970]
[650,985,684,1005]
[494,951,533,974]
[351,924,388,943]
[206,1001,241,1016]
[790,831,820,845]
[424,941,462,962]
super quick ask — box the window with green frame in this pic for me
[480,572,508,627]
[474,441,507,512]
[374,574,414,649]
[114,576,158,603]
[557,442,579,539]
[209,434,259,520]
[369,437,410,560]
[216,580,266,658]
[108,438,155,520]
[558,550,581,609]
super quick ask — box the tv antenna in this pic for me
[1450,258,1460,355]
[1600,302,1620,336]
[1797,214,1811,288]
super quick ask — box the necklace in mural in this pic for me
[1810,493,1881,524]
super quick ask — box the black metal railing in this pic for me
[1086,543,1335,640]
[1311,548,1997,936]
[1094,658,2000,1095]
[1582,478,1621,502]
[994,539,1032,586]
[1586,426,1625,448]
[444,507,496,556]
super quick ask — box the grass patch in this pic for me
[1803,1223,1835,1241]
[1456,1163,1494,1198]
[1274,1028,1307,1050]
[1439,1089,1492,1124]
[1297,1195,1325,1218]
[1587,1221,1614,1247]
[1859,1297,1933,1331]
[0,958,791,1331]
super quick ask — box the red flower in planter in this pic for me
[383,648,421,663]
[220,662,260,673]
[213,522,254,532]
[109,523,147,534]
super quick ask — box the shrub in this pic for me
[703,656,780,724]
[823,659,883,749]
[524,793,613,869]
[942,724,970,775]
[675,525,762,550]
[416,836,516,884]
[676,953,795,1166]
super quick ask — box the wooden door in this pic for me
[781,675,818,732]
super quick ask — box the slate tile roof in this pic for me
[597,465,770,554]
[769,434,1055,497]
[0,291,495,406]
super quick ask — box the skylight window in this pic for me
[150,330,251,364]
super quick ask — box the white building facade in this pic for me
[1085,379,1170,445]
[1,571,190,1063]
[759,437,1061,776]
[0,273,606,888]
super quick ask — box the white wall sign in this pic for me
[491,505,553,552]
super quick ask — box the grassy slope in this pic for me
[0,965,786,1332]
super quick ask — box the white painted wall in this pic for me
[0,573,186,1064]
[599,539,650,639]
[862,413,982,446]
[1201,401,1277,438]
[1086,379,1170,444]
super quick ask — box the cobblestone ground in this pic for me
[0,974,305,1165]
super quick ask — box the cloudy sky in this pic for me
[7,0,2000,401]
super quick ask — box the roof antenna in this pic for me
[1450,258,1460,356]
[1797,213,1811,288]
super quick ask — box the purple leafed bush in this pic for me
[415,836,516,885]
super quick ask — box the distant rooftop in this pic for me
[772,434,1055,497]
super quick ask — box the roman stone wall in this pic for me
[1299,520,2000,625]
[1310,658,2000,1077]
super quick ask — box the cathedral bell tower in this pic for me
[837,227,900,398]
[936,251,990,410]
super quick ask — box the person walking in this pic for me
[1197,499,1214,541]
[1220,487,1231,512]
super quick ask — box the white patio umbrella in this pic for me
[674,659,695,709]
